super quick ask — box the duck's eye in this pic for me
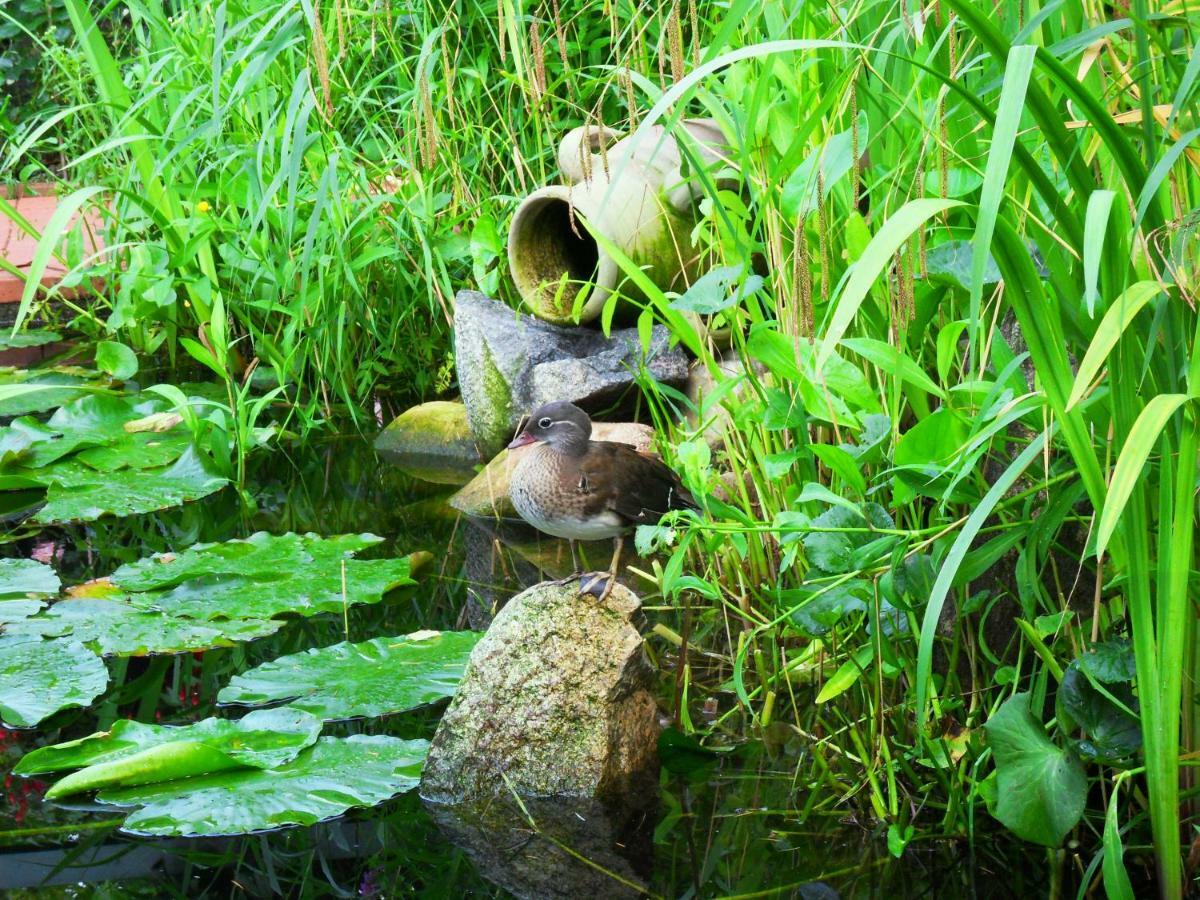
[537,417,553,429]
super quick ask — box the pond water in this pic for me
[0,436,1050,898]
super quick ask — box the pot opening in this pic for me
[510,196,600,318]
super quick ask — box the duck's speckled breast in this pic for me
[510,444,625,540]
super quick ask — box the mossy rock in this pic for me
[375,401,481,485]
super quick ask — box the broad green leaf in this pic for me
[130,557,416,621]
[219,631,482,721]
[1066,282,1162,409]
[985,692,1086,847]
[97,735,428,837]
[785,582,869,637]
[0,369,99,417]
[6,594,284,656]
[95,341,139,380]
[0,558,60,599]
[18,708,322,776]
[1056,662,1141,762]
[1096,394,1191,556]
[0,639,109,727]
[0,330,61,349]
[111,532,382,592]
[923,241,1002,289]
[817,198,962,370]
[33,445,228,523]
[1077,640,1137,683]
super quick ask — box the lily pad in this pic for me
[0,329,62,350]
[97,735,428,837]
[111,532,382,592]
[0,558,60,599]
[3,594,284,656]
[33,446,228,524]
[0,639,109,727]
[17,709,321,776]
[219,631,482,721]
[0,368,99,417]
[116,533,416,621]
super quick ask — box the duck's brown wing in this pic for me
[580,441,698,527]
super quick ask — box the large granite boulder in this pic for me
[420,579,660,805]
[453,290,689,456]
[448,420,655,520]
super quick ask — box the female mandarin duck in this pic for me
[507,401,698,601]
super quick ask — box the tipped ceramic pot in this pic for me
[508,119,728,325]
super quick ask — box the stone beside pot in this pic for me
[374,400,482,485]
[453,290,687,456]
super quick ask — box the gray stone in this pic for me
[374,400,481,485]
[420,579,659,806]
[453,290,689,456]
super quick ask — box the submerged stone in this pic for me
[420,579,659,805]
[448,421,655,520]
[374,400,481,485]
[453,290,688,456]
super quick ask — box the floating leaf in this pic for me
[0,558,60,599]
[4,595,284,656]
[0,330,62,350]
[0,368,98,417]
[219,631,482,721]
[18,708,323,776]
[111,532,382,592]
[33,445,228,523]
[985,692,1086,847]
[97,735,428,837]
[0,639,109,727]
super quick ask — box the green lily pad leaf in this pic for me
[95,341,139,380]
[33,445,228,523]
[117,533,415,621]
[0,416,103,469]
[0,598,46,622]
[18,708,322,776]
[985,692,1086,847]
[111,532,382,592]
[0,329,62,350]
[0,368,98,417]
[1055,661,1141,763]
[97,735,428,837]
[0,558,60,599]
[0,639,109,727]
[4,593,284,656]
[218,631,482,721]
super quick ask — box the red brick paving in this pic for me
[0,183,104,304]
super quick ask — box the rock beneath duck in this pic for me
[448,421,655,519]
[374,400,481,484]
[419,579,659,805]
[453,290,689,456]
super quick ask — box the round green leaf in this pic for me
[0,557,60,599]
[95,341,139,380]
[0,639,109,727]
[98,735,428,836]
[219,631,482,721]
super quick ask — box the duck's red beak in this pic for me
[507,431,538,449]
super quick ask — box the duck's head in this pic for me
[508,401,592,455]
